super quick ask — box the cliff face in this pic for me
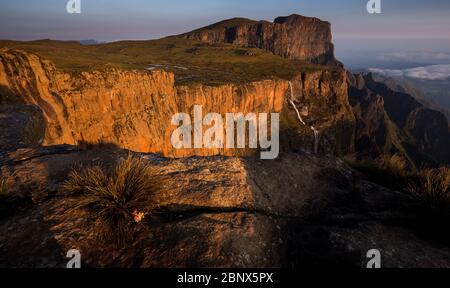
[4,48,447,166]
[0,49,355,157]
[348,73,450,167]
[0,49,286,157]
[182,14,335,64]
[284,69,355,155]
[348,74,388,159]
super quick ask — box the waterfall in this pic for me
[311,126,319,154]
[288,81,320,153]
[288,81,306,125]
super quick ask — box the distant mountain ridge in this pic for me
[370,72,450,122]
[79,39,107,46]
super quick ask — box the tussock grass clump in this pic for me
[347,154,450,218]
[408,167,450,214]
[378,154,407,176]
[346,154,413,191]
[62,155,162,244]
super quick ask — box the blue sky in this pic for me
[1,0,449,41]
[1,0,450,69]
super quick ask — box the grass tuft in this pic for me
[346,154,450,219]
[408,167,450,214]
[346,154,412,191]
[62,155,162,245]
[378,154,407,176]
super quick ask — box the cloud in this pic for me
[368,64,450,81]
[375,52,450,65]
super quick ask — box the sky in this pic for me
[1,0,450,69]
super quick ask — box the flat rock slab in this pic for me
[0,148,449,267]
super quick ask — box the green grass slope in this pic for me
[0,37,323,86]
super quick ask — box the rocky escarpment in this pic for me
[0,49,355,157]
[348,74,388,160]
[2,48,447,167]
[286,70,355,155]
[182,14,336,65]
[348,73,450,167]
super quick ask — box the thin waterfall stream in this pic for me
[311,126,319,154]
[288,81,320,153]
[288,82,306,125]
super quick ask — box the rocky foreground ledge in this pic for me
[1,145,449,268]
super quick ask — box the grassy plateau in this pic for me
[0,37,323,86]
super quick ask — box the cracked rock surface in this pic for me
[1,146,449,268]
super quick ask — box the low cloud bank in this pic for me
[375,51,450,64]
[369,64,450,81]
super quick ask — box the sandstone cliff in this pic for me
[0,49,355,157]
[182,14,336,65]
[283,69,355,155]
[3,48,447,167]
